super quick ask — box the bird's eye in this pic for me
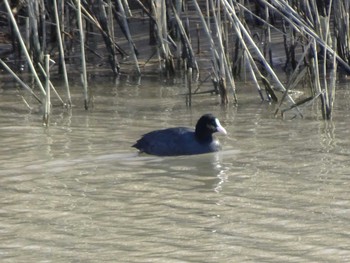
[207,124,215,130]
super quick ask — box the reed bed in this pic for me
[0,0,348,121]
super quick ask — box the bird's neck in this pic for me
[195,131,213,142]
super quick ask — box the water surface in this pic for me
[1,78,350,262]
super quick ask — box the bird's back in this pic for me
[133,127,220,156]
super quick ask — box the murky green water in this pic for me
[1,76,350,262]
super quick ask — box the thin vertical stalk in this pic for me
[40,0,46,53]
[328,38,337,120]
[322,0,334,119]
[28,0,43,65]
[25,17,30,54]
[191,1,216,63]
[43,54,51,126]
[0,58,42,103]
[211,0,235,104]
[221,0,300,106]
[206,0,210,32]
[187,67,192,107]
[259,0,350,73]
[264,4,273,66]
[116,0,141,75]
[196,24,200,54]
[38,63,65,105]
[76,0,89,109]
[54,0,71,106]
[245,53,264,101]
[311,39,324,117]
[276,41,313,115]
[152,0,173,74]
[192,0,237,102]
[121,0,132,17]
[95,0,120,75]
[171,5,198,71]
[4,0,46,96]
[107,0,115,41]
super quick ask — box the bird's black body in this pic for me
[133,114,227,156]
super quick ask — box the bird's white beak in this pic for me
[215,118,227,135]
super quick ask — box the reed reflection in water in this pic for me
[0,79,350,262]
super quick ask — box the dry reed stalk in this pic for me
[260,0,350,72]
[321,0,333,119]
[0,58,42,104]
[221,0,284,90]
[209,0,233,104]
[0,0,348,119]
[277,0,337,119]
[334,1,350,64]
[75,3,126,58]
[122,0,132,17]
[171,4,198,72]
[93,0,119,75]
[187,67,192,107]
[37,62,65,106]
[53,0,71,106]
[191,0,219,74]
[133,0,155,21]
[196,24,200,55]
[311,39,324,115]
[266,5,273,66]
[115,0,141,75]
[245,54,264,101]
[4,0,46,96]
[107,0,115,41]
[328,38,337,119]
[275,41,313,116]
[76,0,89,109]
[222,1,280,101]
[43,54,51,126]
[151,0,174,76]
[192,0,237,104]
[28,0,43,66]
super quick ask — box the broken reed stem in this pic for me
[43,54,51,126]
[37,63,65,106]
[76,0,89,109]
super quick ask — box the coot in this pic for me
[133,114,227,156]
